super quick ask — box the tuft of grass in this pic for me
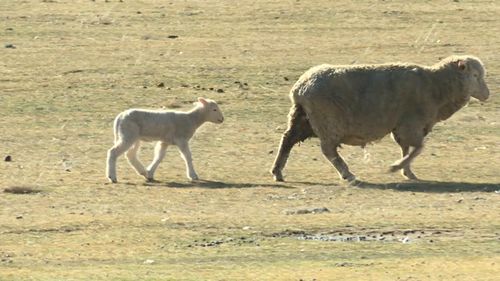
[3,186,42,195]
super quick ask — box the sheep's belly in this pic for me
[340,129,391,146]
[139,136,161,142]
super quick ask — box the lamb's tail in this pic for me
[113,115,121,143]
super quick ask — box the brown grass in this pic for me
[1,0,499,280]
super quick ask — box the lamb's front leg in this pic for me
[176,140,198,181]
[146,141,168,182]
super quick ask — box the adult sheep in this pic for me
[271,55,489,182]
[106,97,224,183]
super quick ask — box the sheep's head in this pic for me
[456,57,490,101]
[198,97,224,124]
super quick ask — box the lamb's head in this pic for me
[455,56,490,101]
[198,97,224,124]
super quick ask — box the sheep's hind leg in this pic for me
[270,105,314,181]
[125,141,148,179]
[320,140,355,182]
[106,140,135,183]
[146,142,168,182]
[177,141,198,181]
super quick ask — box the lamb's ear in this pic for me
[198,97,208,106]
[457,60,467,71]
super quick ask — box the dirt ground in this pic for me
[1,0,499,280]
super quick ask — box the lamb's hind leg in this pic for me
[271,104,315,181]
[106,139,135,183]
[320,139,355,182]
[125,141,148,180]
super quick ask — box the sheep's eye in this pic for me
[213,109,217,111]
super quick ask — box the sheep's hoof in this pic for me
[348,179,362,187]
[271,169,284,182]
[108,178,118,184]
[388,164,402,173]
[343,174,356,182]
[146,178,158,183]
[402,170,419,181]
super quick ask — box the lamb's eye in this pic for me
[213,109,217,111]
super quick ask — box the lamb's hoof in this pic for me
[108,178,118,184]
[146,178,158,183]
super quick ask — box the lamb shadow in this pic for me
[148,179,295,189]
[353,180,500,193]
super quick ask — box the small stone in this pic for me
[283,76,289,81]
[4,155,12,162]
[216,88,224,93]
[16,215,23,219]
[143,259,155,265]
[5,44,16,49]
[157,82,165,88]
[167,35,178,39]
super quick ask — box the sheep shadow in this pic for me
[353,180,500,193]
[146,179,294,189]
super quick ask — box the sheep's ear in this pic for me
[198,97,208,106]
[457,60,467,71]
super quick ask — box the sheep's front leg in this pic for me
[389,145,423,179]
[176,141,198,181]
[320,140,355,182]
[393,144,418,180]
[146,142,168,182]
[390,128,425,180]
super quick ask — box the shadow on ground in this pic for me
[144,179,294,189]
[353,180,500,193]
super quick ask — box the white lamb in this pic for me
[106,97,224,183]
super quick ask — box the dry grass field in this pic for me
[1,0,500,280]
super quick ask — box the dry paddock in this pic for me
[1,1,499,280]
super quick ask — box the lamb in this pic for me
[106,97,224,183]
[270,55,490,182]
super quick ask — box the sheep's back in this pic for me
[290,64,436,145]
